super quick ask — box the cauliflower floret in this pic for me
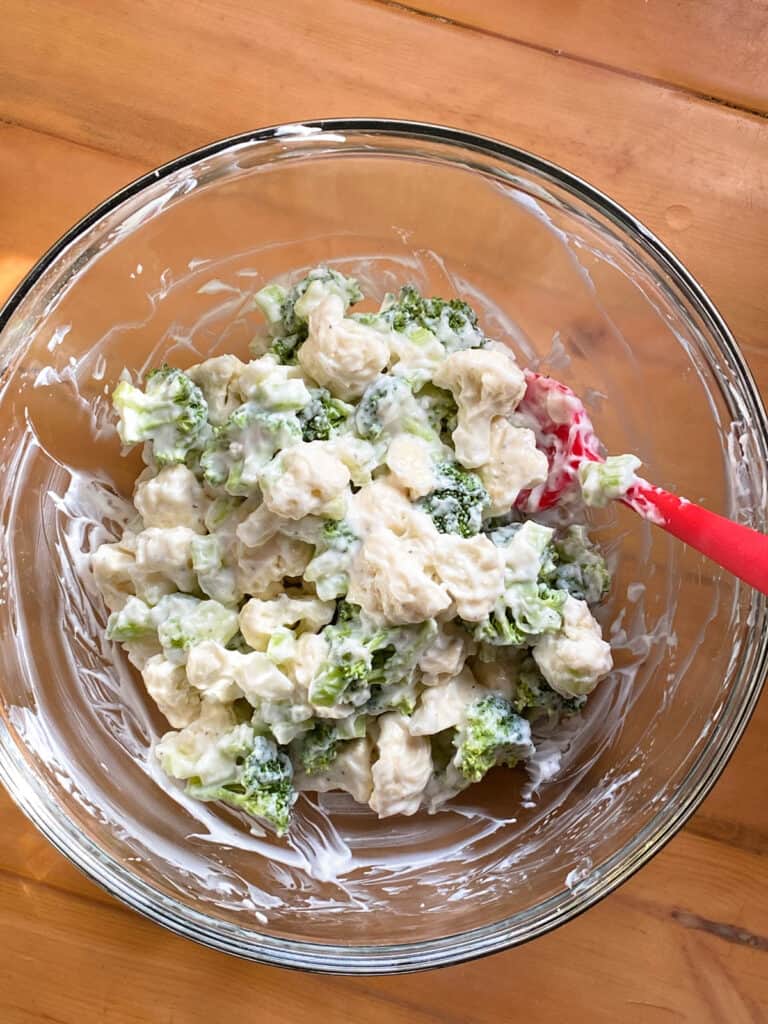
[298,293,389,400]
[239,594,335,651]
[134,526,198,592]
[91,539,139,611]
[468,655,516,699]
[298,737,374,804]
[369,713,433,817]
[347,527,451,626]
[326,435,384,487]
[280,632,329,696]
[155,699,246,786]
[141,654,201,727]
[385,435,439,499]
[432,348,526,467]
[185,641,244,702]
[418,621,476,686]
[187,354,245,425]
[408,667,484,736]
[432,533,505,622]
[185,640,296,705]
[388,325,446,381]
[477,419,548,515]
[347,478,416,537]
[532,595,613,697]
[259,441,350,520]
[236,534,313,598]
[134,464,210,533]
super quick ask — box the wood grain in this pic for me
[1,0,768,363]
[409,0,768,114]
[1,794,767,1024]
[1,1,768,1021]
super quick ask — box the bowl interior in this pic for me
[0,124,765,968]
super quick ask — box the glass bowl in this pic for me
[0,120,765,974]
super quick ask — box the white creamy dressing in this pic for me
[1,239,749,926]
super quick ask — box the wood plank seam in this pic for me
[0,114,148,169]
[365,0,768,124]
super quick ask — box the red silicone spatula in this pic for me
[514,371,768,596]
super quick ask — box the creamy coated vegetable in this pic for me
[92,266,617,835]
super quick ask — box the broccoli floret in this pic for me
[187,734,296,835]
[485,522,523,547]
[294,715,368,775]
[511,654,587,722]
[416,383,458,443]
[269,333,304,366]
[298,387,353,442]
[551,526,611,605]
[303,517,361,600]
[259,267,363,363]
[157,597,239,663]
[453,693,534,782]
[309,605,435,711]
[296,721,340,775]
[471,582,566,647]
[106,595,156,642]
[112,366,210,466]
[281,267,363,336]
[418,462,489,537]
[355,376,411,440]
[379,285,486,353]
[578,454,641,508]
[200,402,301,495]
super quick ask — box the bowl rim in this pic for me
[1,117,766,974]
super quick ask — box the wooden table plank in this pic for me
[408,0,768,114]
[2,0,768,360]
[0,805,765,1024]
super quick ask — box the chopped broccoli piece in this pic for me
[297,387,353,442]
[551,526,611,605]
[416,383,459,442]
[453,693,534,782]
[112,366,210,465]
[578,454,641,508]
[106,595,156,642]
[263,267,363,363]
[187,734,296,834]
[157,597,239,663]
[269,333,304,365]
[304,519,360,601]
[253,283,287,327]
[418,462,489,537]
[309,606,435,711]
[190,535,240,605]
[470,582,566,646]
[379,285,486,353]
[485,522,523,547]
[200,402,301,495]
[296,721,340,775]
[107,593,239,662]
[511,654,587,723]
[355,376,412,440]
[283,267,363,335]
[190,535,221,575]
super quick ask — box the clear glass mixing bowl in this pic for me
[0,120,765,973]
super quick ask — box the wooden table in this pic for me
[2,2,767,1020]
